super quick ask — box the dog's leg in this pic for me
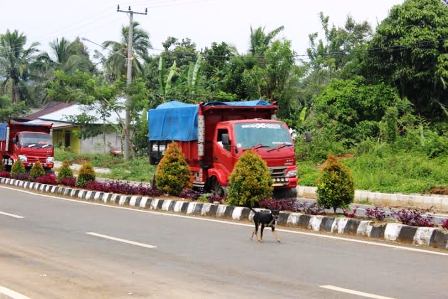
[252,222,260,241]
[260,224,265,241]
[272,227,280,243]
[251,223,257,240]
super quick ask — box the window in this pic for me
[217,128,230,152]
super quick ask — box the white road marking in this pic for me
[0,210,24,219]
[0,286,31,299]
[86,232,156,249]
[1,185,448,257]
[320,285,395,299]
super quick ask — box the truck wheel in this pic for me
[273,188,298,199]
[209,177,226,198]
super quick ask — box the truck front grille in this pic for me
[269,167,286,178]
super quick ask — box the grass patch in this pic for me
[55,148,123,168]
[55,149,155,183]
[103,157,155,183]
[298,146,448,194]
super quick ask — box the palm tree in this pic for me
[102,22,151,81]
[249,26,284,56]
[40,37,94,73]
[0,30,39,103]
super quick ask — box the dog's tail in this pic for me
[248,206,256,213]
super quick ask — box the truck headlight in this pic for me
[285,170,297,178]
[46,157,54,163]
[18,155,27,162]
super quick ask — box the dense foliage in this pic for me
[77,162,96,187]
[11,160,26,178]
[57,160,74,182]
[155,143,191,196]
[317,155,354,212]
[227,150,273,207]
[29,161,45,180]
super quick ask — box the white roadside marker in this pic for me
[86,232,157,249]
[0,286,31,299]
[320,285,396,299]
[0,210,24,219]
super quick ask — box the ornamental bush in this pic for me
[155,142,191,196]
[77,162,96,187]
[30,161,45,180]
[11,159,26,178]
[0,159,4,171]
[227,150,273,207]
[317,155,354,213]
[57,160,74,182]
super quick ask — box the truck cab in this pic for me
[211,119,297,191]
[0,120,54,170]
[12,131,54,168]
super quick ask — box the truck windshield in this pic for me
[234,123,292,149]
[19,133,52,148]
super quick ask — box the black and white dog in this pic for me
[249,208,280,242]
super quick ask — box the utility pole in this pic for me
[117,5,147,160]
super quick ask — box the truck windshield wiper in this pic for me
[250,144,269,150]
[267,143,293,152]
[27,144,36,148]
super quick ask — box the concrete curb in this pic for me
[298,186,448,211]
[2,177,447,250]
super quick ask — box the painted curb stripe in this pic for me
[1,179,448,251]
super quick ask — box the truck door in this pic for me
[213,127,235,185]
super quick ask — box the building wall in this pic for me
[53,127,81,153]
[80,131,122,154]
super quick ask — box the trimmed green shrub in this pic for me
[77,162,96,187]
[30,161,45,180]
[11,159,26,178]
[155,143,191,196]
[57,160,74,182]
[0,159,4,172]
[317,155,354,213]
[227,150,273,207]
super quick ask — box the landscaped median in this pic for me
[1,177,447,250]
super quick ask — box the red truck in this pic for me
[148,100,297,197]
[0,120,54,171]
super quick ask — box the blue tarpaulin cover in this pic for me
[148,100,271,141]
[0,123,7,141]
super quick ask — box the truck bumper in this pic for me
[272,177,297,189]
[23,162,54,169]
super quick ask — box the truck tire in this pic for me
[208,177,226,198]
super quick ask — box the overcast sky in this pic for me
[0,0,403,57]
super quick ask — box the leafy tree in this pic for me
[155,143,191,196]
[365,0,448,118]
[227,150,273,207]
[77,162,96,187]
[11,159,26,178]
[0,95,28,121]
[57,160,74,182]
[317,155,354,213]
[313,77,406,146]
[0,30,39,103]
[249,26,284,56]
[46,37,94,73]
[30,161,45,180]
[102,22,151,80]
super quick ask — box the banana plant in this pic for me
[158,56,177,101]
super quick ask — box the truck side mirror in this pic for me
[222,133,230,151]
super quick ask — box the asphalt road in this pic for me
[0,186,447,299]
